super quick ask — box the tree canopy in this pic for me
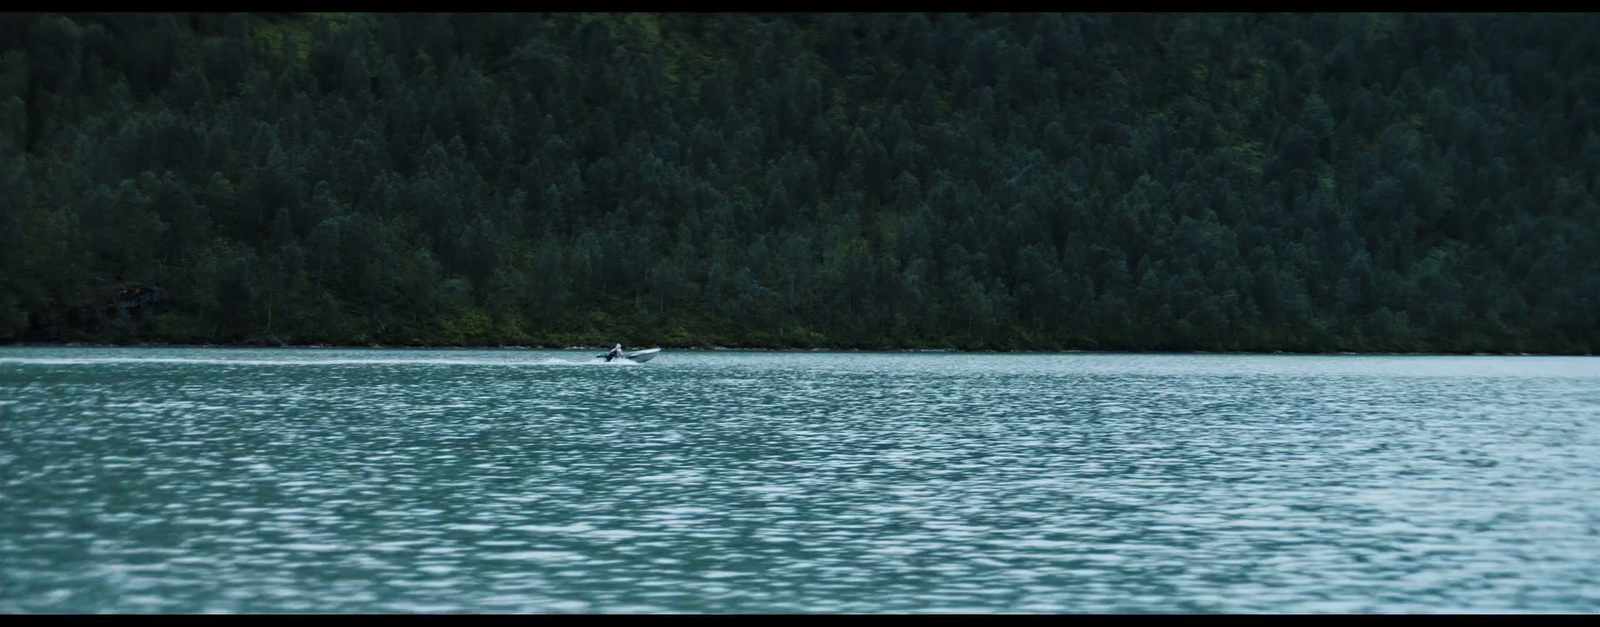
[1,13,1595,352]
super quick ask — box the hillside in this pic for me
[1,13,1595,351]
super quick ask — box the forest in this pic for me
[0,13,1595,352]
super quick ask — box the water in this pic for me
[2,347,1598,613]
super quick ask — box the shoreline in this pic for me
[0,341,1586,357]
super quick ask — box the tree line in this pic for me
[0,13,1595,352]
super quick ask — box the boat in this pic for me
[596,347,662,363]
[623,348,661,363]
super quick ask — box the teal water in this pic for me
[2,347,1598,613]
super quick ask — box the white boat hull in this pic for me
[623,348,661,363]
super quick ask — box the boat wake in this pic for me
[0,356,640,367]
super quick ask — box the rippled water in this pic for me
[2,347,1599,613]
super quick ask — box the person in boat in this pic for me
[604,343,623,362]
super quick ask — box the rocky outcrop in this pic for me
[22,285,173,342]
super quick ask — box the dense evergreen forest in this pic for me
[0,13,1596,352]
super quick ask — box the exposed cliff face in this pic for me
[18,285,171,343]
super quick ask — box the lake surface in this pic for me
[2,347,1598,613]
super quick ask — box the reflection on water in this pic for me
[2,348,1598,613]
